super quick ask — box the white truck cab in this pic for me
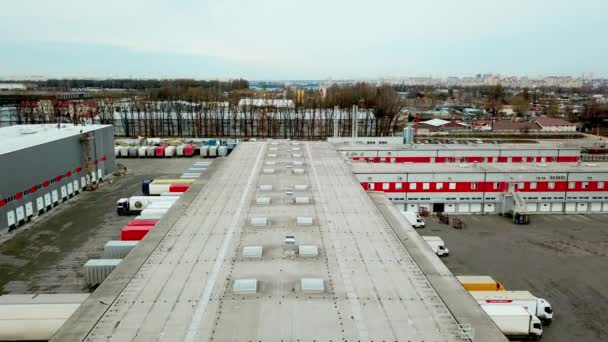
[422,236,449,256]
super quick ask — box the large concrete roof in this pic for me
[0,124,111,156]
[53,141,506,342]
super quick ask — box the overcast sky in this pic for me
[1,0,606,79]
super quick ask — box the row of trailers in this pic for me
[115,144,231,158]
[352,162,608,215]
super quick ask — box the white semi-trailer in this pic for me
[482,304,543,340]
[116,196,178,215]
[421,236,449,256]
[471,291,553,324]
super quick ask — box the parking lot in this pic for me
[0,158,196,294]
[422,213,608,342]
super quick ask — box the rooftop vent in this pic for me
[298,245,319,257]
[291,142,300,146]
[269,147,278,151]
[256,197,271,205]
[242,246,263,258]
[259,184,273,191]
[265,161,276,166]
[294,184,308,191]
[292,153,303,158]
[301,278,324,294]
[233,278,258,294]
[293,168,305,174]
[291,147,301,151]
[268,153,277,158]
[293,197,310,204]
[263,168,275,174]
[271,142,279,145]
[296,216,313,226]
[293,161,304,166]
[250,217,268,226]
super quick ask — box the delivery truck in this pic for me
[471,291,553,324]
[482,304,543,340]
[457,275,506,291]
[116,196,178,215]
[400,211,425,228]
[422,236,449,256]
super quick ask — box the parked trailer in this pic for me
[146,201,175,210]
[200,145,209,157]
[146,146,156,157]
[128,147,138,157]
[114,146,121,157]
[184,144,195,156]
[135,213,165,220]
[164,145,176,157]
[176,144,186,156]
[83,259,122,286]
[121,225,154,241]
[154,145,165,157]
[142,182,191,196]
[116,196,178,215]
[209,145,218,157]
[127,219,159,226]
[481,304,543,340]
[137,146,147,157]
[0,303,81,341]
[140,208,169,216]
[457,275,506,291]
[422,236,449,256]
[119,146,130,157]
[471,291,553,324]
[104,240,139,259]
[142,179,194,195]
[218,145,228,156]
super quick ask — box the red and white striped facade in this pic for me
[352,162,608,214]
[338,144,581,164]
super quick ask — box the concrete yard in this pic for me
[0,158,197,294]
[421,213,608,342]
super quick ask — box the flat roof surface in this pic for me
[352,161,608,174]
[335,143,579,151]
[0,124,110,155]
[54,141,505,341]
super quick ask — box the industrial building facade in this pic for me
[337,143,581,164]
[353,163,608,214]
[0,124,116,230]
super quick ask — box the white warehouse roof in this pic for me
[0,124,111,156]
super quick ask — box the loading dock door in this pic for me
[590,203,602,212]
[406,203,419,212]
[6,211,16,228]
[60,186,68,200]
[433,203,445,213]
[16,206,25,223]
[484,203,495,213]
[470,203,482,213]
[551,202,563,212]
[539,203,551,212]
[44,193,52,209]
[73,180,80,193]
[445,203,456,213]
[602,203,608,212]
[25,202,33,218]
[67,183,74,196]
[51,190,59,205]
[564,203,576,212]
[576,202,588,212]
[526,203,537,212]
[36,197,44,213]
[457,203,469,213]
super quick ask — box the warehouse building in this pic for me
[336,142,581,163]
[0,124,115,230]
[353,162,608,214]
